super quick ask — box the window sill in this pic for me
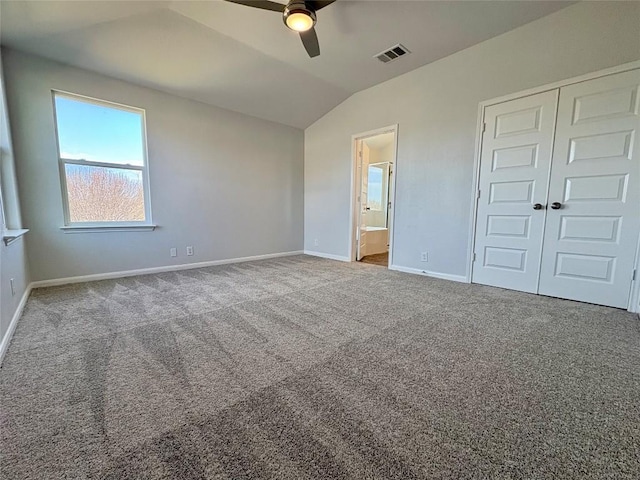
[3,229,29,246]
[60,225,157,234]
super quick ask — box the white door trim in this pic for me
[350,124,399,266]
[467,60,640,312]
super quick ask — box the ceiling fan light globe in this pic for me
[285,11,315,31]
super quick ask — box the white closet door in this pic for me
[538,69,640,308]
[472,90,559,293]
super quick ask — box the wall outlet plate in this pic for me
[420,252,428,262]
[314,238,319,247]
[186,246,194,256]
[170,247,177,257]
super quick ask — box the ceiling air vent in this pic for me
[374,44,410,64]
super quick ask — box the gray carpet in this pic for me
[1,255,639,479]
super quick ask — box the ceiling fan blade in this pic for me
[299,27,320,58]
[224,0,285,13]
[306,0,336,11]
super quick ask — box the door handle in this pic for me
[551,202,562,210]
[533,203,545,210]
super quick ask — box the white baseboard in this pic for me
[0,283,32,367]
[31,250,304,289]
[303,250,351,262]
[389,264,468,283]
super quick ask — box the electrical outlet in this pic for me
[186,246,194,256]
[420,252,428,262]
[10,278,15,296]
[314,238,319,247]
[170,247,177,257]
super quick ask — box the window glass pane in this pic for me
[54,95,144,166]
[367,165,384,211]
[367,164,388,228]
[65,164,145,222]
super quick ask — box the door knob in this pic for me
[533,203,544,210]
[551,202,562,210]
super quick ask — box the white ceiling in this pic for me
[364,132,394,150]
[0,0,573,129]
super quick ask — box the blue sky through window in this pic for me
[368,166,383,207]
[54,95,144,166]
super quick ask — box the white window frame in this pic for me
[52,90,155,232]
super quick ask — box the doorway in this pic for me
[351,126,398,267]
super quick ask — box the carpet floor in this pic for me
[1,255,639,479]
[360,252,389,267]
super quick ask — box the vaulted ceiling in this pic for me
[0,1,573,128]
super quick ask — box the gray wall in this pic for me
[0,50,30,346]
[0,239,29,342]
[304,1,640,278]
[3,49,304,282]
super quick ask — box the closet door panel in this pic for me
[539,69,640,308]
[472,90,558,293]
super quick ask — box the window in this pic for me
[367,163,389,229]
[367,165,385,211]
[53,92,153,229]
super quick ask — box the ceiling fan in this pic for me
[225,1,336,58]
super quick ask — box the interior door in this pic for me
[472,90,559,293]
[357,143,369,261]
[538,69,640,308]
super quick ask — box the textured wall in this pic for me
[304,1,640,278]
[4,49,304,281]
[0,50,30,348]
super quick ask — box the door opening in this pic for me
[351,127,397,268]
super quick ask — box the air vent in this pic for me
[374,44,410,63]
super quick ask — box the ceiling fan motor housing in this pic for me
[283,1,317,30]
